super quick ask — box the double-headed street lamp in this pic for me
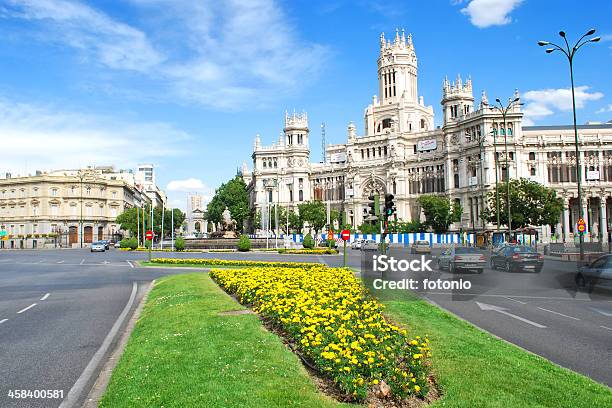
[538,29,600,261]
[490,97,521,240]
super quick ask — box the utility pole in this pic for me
[321,122,326,163]
[171,208,174,251]
[136,205,140,245]
[161,206,165,250]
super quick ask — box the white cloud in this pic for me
[167,178,207,192]
[0,96,190,176]
[522,86,604,124]
[460,0,524,28]
[3,0,163,71]
[166,178,214,212]
[2,0,329,109]
[596,104,612,114]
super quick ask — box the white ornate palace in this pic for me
[242,30,612,243]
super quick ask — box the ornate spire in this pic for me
[481,89,489,106]
[380,32,385,49]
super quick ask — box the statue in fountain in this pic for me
[210,207,238,238]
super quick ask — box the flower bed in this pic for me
[210,266,430,401]
[278,248,339,255]
[150,258,321,269]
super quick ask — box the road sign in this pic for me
[577,218,586,234]
[146,230,154,240]
[341,229,350,241]
[327,230,334,241]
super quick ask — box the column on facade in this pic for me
[563,198,571,243]
[600,197,608,243]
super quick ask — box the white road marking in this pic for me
[57,260,65,264]
[0,319,8,324]
[17,303,37,314]
[126,260,134,268]
[40,293,50,301]
[80,259,85,265]
[476,301,547,328]
[589,307,612,317]
[59,281,138,408]
[38,260,44,263]
[505,296,527,305]
[537,306,580,321]
[600,325,612,331]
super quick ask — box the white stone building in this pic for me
[243,30,612,243]
[0,166,152,248]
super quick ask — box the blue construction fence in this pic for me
[250,232,475,246]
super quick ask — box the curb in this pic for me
[82,280,155,408]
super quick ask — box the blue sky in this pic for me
[0,0,611,210]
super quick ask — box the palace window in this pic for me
[382,118,391,129]
[454,173,459,188]
[529,152,536,161]
[51,188,58,197]
[530,167,536,176]
[263,160,267,168]
[361,149,364,159]
[507,123,513,136]
[421,119,426,129]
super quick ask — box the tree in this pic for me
[418,195,462,233]
[298,201,327,234]
[115,206,185,239]
[207,176,250,232]
[481,178,563,229]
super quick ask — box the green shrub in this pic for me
[277,248,287,254]
[128,237,138,250]
[119,238,130,249]
[237,234,251,252]
[145,239,152,249]
[302,233,315,249]
[174,237,185,251]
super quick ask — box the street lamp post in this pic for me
[490,97,521,241]
[491,130,500,233]
[538,29,600,261]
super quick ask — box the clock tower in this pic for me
[378,29,418,105]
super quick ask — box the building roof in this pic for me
[523,124,612,131]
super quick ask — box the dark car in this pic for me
[490,245,543,272]
[575,255,612,290]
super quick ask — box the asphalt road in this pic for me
[0,247,610,408]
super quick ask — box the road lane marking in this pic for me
[476,301,547,328]
[0,319,8,324]
[536,306,580,321]
[38,260,44,263]
[589,307,612,317]
[80,259,85,265]
[40,293,50,301]
[17,303,37,314]
[59,281,138,408]
[126,260,134,268]
[505,297,527,305]
[57,260,65,264]
[600,325,612,331]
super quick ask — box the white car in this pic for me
[90,242,106,252]
[351,238,364,249]
[361,240,378,251]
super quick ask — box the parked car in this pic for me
[351,238,365,250]
[98,240,110,250]
[411,240,431,254]
[90,242,106,252]
[437,246,485,273]
[575,255,612,290]
[490,245,543,272]
[114,241,121,248]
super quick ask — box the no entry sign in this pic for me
[341,229,350,241]
[146,230,154,240]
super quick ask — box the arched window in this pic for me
[420,119,426,129]
[263,160,267,168]
[530,167,536,176]
[382,118,391,129]
[507,123,513,136]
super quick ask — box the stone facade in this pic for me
[0,167,151,248]
[242,30,612,243]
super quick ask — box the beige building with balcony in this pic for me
[0,167,149,249]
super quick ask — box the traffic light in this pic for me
[384,193,395,219]
[367,195,377,219]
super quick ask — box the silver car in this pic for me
[90,242,106,252]
[351,238,364,249]
[576,254,612,290]
[361,240,378,251]
[411,240,431,254]
[437,246,485,273]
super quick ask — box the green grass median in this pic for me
[100,273,345,408]
[384,296,612,408]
